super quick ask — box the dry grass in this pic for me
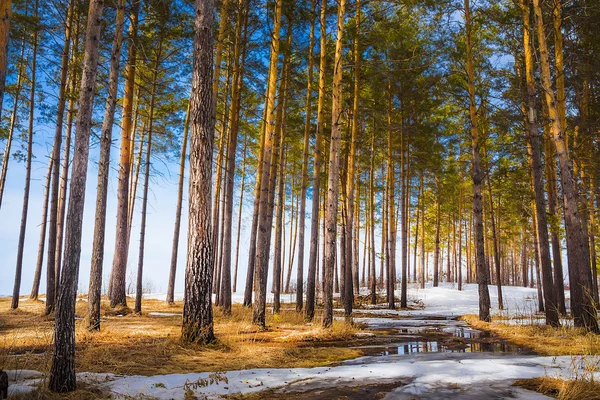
[515,377,600,400]
[461,314,600,356]
[0,296,361,377]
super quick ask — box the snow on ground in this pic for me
[145,283,550,319]
[6,354,586,399]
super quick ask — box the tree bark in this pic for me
[520,0,560,326]
[166,103,190,304]
[322,0,346,328]
[252,0,283,328]
[532,0,598,333]
[465,0,490,322]
[45,0,75,314]
[181,0,216,344]
[31,158,53,300]
[343,0,360,316]
[296,0,316,311]
[0,26,26,209]
[305,0,327,322]
[0,0,12,120]
[11,3,38,309]
[110,0,140,308]
[49,0,104,391]
[88,0,126,330]
[135,37,162,314]
[219,0,248,312]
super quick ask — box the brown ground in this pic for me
[0,295,361,377]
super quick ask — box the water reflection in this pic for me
[355,340,526,356]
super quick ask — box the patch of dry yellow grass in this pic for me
[515,377,600,400]
[461,314,600,356]
[0,296,361,377]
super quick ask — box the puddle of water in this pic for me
[353,340,527,356]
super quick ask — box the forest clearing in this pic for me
[1,0,600,398]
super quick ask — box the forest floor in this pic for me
[1,284,600,399]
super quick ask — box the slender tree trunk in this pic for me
[296,0,315,311]
[305,0,327,321]
[135,38,162,314]
[181,0,216,345]
[322,0,346,328]
[31,158,53,299]
[220,0,248,313]
[520,0,560,326]
[486,177,503,309]
[88,0,126,330]
[233,134,248,293]
[369,130,376,303]
[49,0,104,391]
[252,0,283,328]
[420,174,426,289]
[110,0,140,308]
[386,78,396,309]
[45,0,74,314]
[433,190,440,287]
[0,0,12,120]
[166,103,190,304]
[11,8,38,309]
[0,27,26,209]
[532,0,598,332]
[54,79,76,300]
[413,174,421,285]
[532,207,544,312]
[465,0,491,322]
[242,114,265,307]
[273,146,286,314]
[546,136,566,313]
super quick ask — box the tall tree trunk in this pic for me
[273,146,286,314]
[252,0,283,328]
[521,0,560,326]
[465,0,490,322]
[0,0,12,119]
[400,120,408,307]
[0,27,26,209]
[486,177,503,309]
[233,134,248,293]
[11,5,38,309]
[242,112,265,307]
[532,0,598,333]
[88,0,126,330]
[49,0,104,391]
[45,0,74,314]
[386,77,396,309]
[55,55,78,302]
[369,129,376,303]
[31,158,53,300]
[545,136,566,313]
[413,174,421,285]
[110,0,140,307]
[305,0,327,322]
[420,173,426,289]
[433,189,440,287]
[322,0,346,328]
[134,38,162,314]
[220,0,248,312]
[296,0,316,311]
[181,0,216,345]
[166,103,190,304]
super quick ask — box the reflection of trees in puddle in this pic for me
[354,339,528,356]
